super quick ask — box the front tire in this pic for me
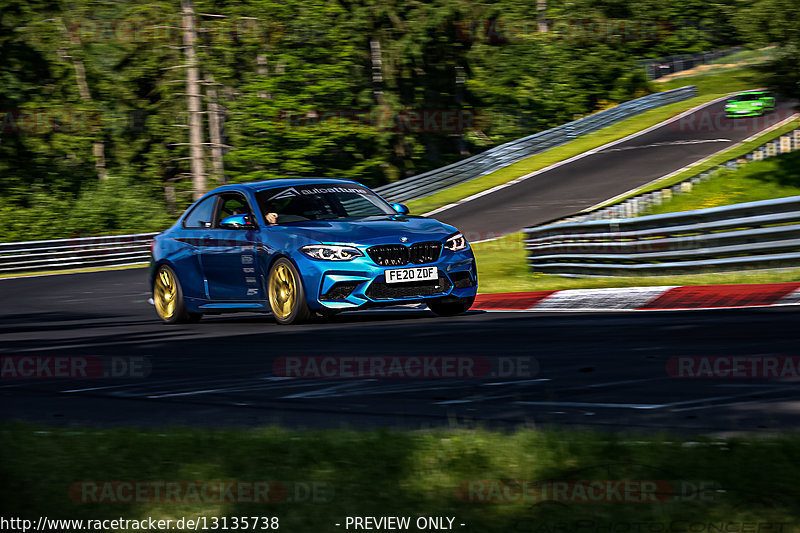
[153,264,200,324]
[427,295,475,317]
[268,258,311,325]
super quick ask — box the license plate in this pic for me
[385,266,438,284]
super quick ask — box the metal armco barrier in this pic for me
[524,196,800,276]
[374,86,697,204]
[0,233,158,274]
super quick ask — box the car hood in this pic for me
[727,100,760,108]
[267,215,458,246]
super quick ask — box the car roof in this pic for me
[207,178,365,195]
[732,91,769,97]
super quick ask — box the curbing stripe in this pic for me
[534,286,677,310]
[473,291,557,310]
[474,282,800,312]
[776,287,800,306]
[641,282,800,310]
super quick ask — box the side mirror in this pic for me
[390,203,410,215]
[220,214,254,229]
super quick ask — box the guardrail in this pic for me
[524,195,800,276]
[374,86,697,204]
[0,233,157,275]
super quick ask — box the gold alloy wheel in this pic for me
[154,267,178,320]
[269,263,297,320]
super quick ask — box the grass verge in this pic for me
[406,63,772,216]
[473,233,800,292]
[0,263,147,280]
[640,149,800,216]
[654,64,768,94]
[2,422,799,531]
[708,46,775,66]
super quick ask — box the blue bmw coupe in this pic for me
[149,179,477,324]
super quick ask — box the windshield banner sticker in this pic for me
[268,186,369,201]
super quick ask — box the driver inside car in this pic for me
[262,195,332,225]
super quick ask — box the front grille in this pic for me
[367,244,409,266]
[321,281,361,301]
[450,271,475,289]
[365,275,452,300]
[367,241,442,266]
[409,242,441,264]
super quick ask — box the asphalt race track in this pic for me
[436,97,799,236]
[3,268,800,435]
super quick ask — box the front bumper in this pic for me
[725,109,765,118]
[293,247,478,310]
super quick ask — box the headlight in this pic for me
[301,245,364,261]
[444,233,468,252]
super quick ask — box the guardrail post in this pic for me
[766,141,777,158]
[631,197,642,215]
[780,135,792,154]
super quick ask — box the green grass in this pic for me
[653,64,768,95]
[473,233,800,292]
[640,149,800,216]
[708,47,775,65]
[0,263,147,279]
[3,422,800,532]
[406,64,772,216]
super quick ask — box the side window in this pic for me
[183,195,216,229]
[215,193,254,227]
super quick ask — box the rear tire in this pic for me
[153,264,197,324]
[427,295,475,317]
[268,258,311,325]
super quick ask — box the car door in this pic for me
[172,194,217,300]
[199,192,264,301]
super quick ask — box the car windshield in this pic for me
[256,184,396,223]
[731,94,764,102]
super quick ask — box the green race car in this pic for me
[724,90,775,118]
